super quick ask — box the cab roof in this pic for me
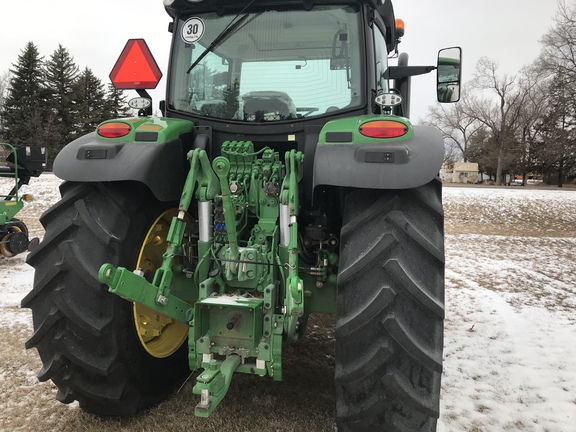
[164,0,397,53]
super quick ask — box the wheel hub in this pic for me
[0,226,28,257]
[133,209,192,358]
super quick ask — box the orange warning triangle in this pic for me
[109,39,163,89]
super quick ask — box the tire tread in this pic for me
[335,179,444,432]
[23,182,189,415]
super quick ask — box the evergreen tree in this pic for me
[534,71,576,186]
[72,67,108,136]
[45,44,79,153]
[0,70,10,139]
[3,42,56,148]
[104,83,131,119]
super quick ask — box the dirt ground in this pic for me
[1,314,336,432]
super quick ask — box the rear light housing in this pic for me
[97,122,132,138]
[359,120,409,139]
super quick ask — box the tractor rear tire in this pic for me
[23,181,189,415]
[335,179,444,431]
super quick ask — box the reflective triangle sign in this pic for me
[109,39,163,89]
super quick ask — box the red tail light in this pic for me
[359,120,408,138]
[97,122,132,138]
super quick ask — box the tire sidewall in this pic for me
[104,183,190,400]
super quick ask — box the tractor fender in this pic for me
[312,123,444,190]
[53,117,195,201]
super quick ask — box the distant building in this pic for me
[443,162,479,184]
[452,162,478,184]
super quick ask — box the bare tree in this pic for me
[463,58,528,185]
[540,0,576,81]
[536,0,576,185]
[423,2,573,185]
[424,83,482,162]
[514,64,550,184]
[443,138,461,167]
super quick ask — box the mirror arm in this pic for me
[385,65,436,80]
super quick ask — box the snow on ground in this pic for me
[0,255,33,325]
[1,176,576,431]
[441,186,576,431]
[0,173,63,326]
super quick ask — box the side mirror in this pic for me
[437,47,462,103]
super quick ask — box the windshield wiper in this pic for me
[186,0,258,74]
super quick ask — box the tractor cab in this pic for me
[162,0,461,155]
[167,4,365,122]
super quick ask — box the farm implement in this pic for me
[0,143,46,257]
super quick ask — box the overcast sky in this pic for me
[0,0,559,121]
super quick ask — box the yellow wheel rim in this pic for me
[133,209,192,358]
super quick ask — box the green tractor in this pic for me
[0,143,46,257]
[23,0,461,429]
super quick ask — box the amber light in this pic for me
[98,122,132,138]
[395,18,405,38]
[359,120,408,138]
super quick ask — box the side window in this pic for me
[374,28,388,93]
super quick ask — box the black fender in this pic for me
[53,119,197,202]
[312,125,444,190]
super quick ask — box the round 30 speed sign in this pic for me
[181,17,205,43]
